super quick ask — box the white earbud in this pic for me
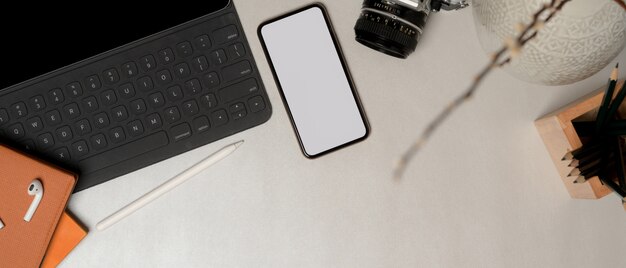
[24,179,44,222]
[0,218,4,229]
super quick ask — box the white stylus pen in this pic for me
[96,140,244,231]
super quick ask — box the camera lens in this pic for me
[354,0,429,59]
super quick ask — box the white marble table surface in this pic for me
[63,1,626,267]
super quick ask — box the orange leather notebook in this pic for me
[41,211,88,268]
[0,144,77,268]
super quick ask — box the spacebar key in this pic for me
[79,131,169,174]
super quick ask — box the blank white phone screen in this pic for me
[261,6,367,157]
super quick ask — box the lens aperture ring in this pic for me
[361,0,428,29]
[355,13,419,50]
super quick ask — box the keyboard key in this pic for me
[229,103,245,113]
[130,99,147,115]
[65,82,83,98]
[127,120,144,137]
[26,117,43,133]
[100,89,118,106]
[103,68,120,85]
[166,85,183,101]
[192,56,209,73]
[37,132,54,150]
[164,107,181,124]
[90,134,108,151]
[8,123,25,139]
[10,102,28,119]
[200,94,217,109]
[157,48,175,65]
[109,127,126,144]
[45,110,62,126]
[171,123,192,142]
[248,96,266,113]
[148,92,165,108]
[0,109,7,126]
[71,140,90,158]
[231,109,247,120]
[182,100,199,116]
[213,25,239,44]
[194,35,211,50]
[63,103,81,120]
[53,147,71,161]
[56,126,73,142]
[203,72,220,90]
[156,69,172,85]
[137,76,154,92]
[85,75,102,90]
[176,41,193,57]
[94,112,110,129]
[174,63,191,79]
[146,113,163,130]
[112,106,129,122]
[117,83,136,99]
[184,79,202,95]
[75,119,92,136]
[80,131,169,174]
[139,55,157,72]
[219,78,259,103]
[81,96,99,113]
[210,49,227,65]
[211,110,228,127]
[222,60,252,82]
[48,88,64,105]
[192,116,210,133]
[227,43,246,60]
[122,61,138,78]
[28,95,46,112]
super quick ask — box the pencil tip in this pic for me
[573,176,586,184]
[611,63,619,80]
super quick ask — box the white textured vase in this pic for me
[472,0,626,85]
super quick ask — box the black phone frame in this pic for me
[258,3,370,158]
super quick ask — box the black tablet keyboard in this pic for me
[0,8,271,192]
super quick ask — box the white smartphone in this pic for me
[259,4,369,158]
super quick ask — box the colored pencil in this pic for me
[574,148,606,168]
[605,80,626,122]
[595,63,619,133]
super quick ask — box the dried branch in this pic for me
[393,0,575,179]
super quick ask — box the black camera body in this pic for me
[355,0,468,59]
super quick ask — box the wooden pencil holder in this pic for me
[535,80,626,199]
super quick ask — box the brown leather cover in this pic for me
[41,211,87,268]
[0,145,76,268]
